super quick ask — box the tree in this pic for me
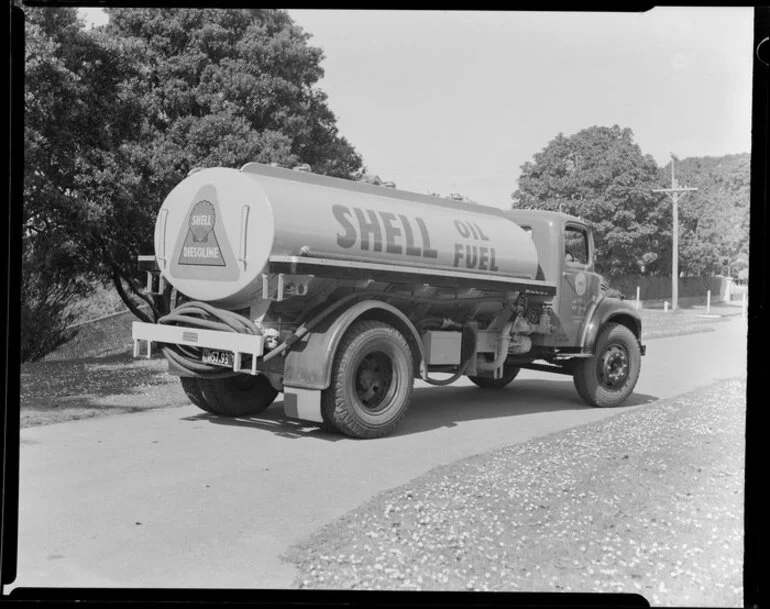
[23,6,133,360]
[511,125,665,278]
[20,233,87,362]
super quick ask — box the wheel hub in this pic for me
[600,345,629,388]
[355,352,393,409]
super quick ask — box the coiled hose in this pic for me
[158,301,260,379]
[158,296,488,385]
[156,294,374,378]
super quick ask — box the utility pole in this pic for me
[653,153,697,311]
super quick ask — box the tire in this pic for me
[321,320,414,439]
[196,374,279,416]
[573,322,641,408]
[180,376,211,411]
[468,362,521,389]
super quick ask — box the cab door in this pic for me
[557,223,601,346]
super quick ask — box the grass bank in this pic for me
[19,352,187,428]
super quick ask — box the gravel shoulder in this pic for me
[284,377,746,607]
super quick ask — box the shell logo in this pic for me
[178,199,225,267]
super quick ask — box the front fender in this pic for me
[282,300,424,391]
[580,297,644,355]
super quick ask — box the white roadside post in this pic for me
[636,286,641,310]
[706,290,711,314]
[664,301,669,313]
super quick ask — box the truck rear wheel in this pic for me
[322,321,414,439]
[468,363,521,389]
[196,374,279,416]
[180,376,210,410]
[573,322,641,408]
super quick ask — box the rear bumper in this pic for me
[131,321,265,375]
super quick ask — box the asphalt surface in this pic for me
[12,315,747,591]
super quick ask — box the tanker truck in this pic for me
[131,162,645,438]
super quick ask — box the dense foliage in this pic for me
[103,8,362,183]
[23,7,132,360]
[657,154,750,278]
[22,7,363,361]
[512,126,667,278]
[511,126,749,280]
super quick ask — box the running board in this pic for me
[520,363,575,375]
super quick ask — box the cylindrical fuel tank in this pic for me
[155,163,540,308]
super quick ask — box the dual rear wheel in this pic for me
[321,321,414,439]
[180,321,415,439]
[468,362,521,389]
[180,374,278,417]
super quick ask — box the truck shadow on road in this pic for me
[180,408,335,440]
[395,380,657,437]
[184,379,657,440]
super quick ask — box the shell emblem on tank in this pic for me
[169,183,240,282]
[179,200,224,266]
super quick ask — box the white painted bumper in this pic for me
[131,321,264,375]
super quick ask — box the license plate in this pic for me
[202,349,234,368]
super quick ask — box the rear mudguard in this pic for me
[283,300,426,391]
[580,296,645,356]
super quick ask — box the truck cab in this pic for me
[506,209,641,355]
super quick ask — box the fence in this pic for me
[613,276,747,313]
[42,306,150,362]
[609,275,735,304]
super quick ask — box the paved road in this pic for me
[12,317,747,590]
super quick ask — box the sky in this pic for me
[79,8,754,210]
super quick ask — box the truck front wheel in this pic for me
[195,374,279,416]
[468,363,521,389]
[573,322,641,408]
[322,321,414,439]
